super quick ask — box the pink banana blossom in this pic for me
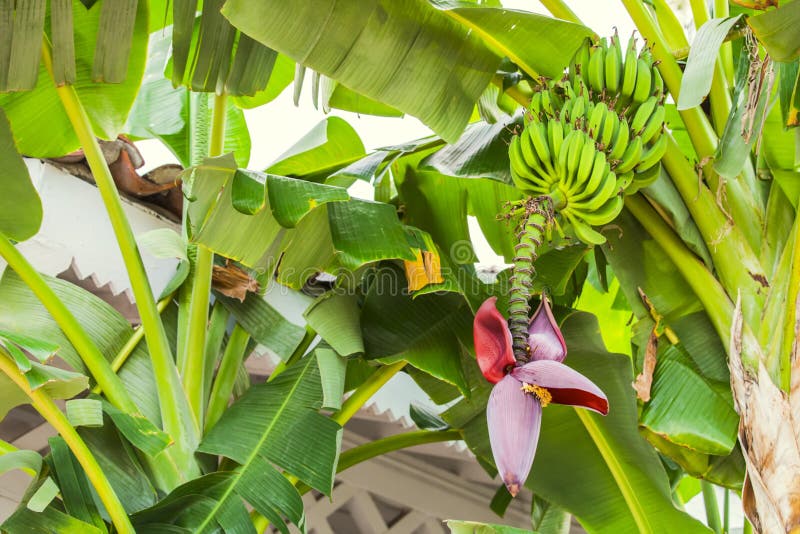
[473,296,609,496]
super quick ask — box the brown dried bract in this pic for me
[633,329,658,402]
[212,261,259,302]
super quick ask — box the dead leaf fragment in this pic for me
[633,329,658,402]
[212,262,259,302]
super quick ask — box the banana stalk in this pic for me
[507,201,550,360]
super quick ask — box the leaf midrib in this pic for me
[194,361,314,532]
[442,8,537,79]
[575,409,654,534]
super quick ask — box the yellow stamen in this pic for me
[521,382,552,407]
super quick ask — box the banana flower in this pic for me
[473,296,609,496]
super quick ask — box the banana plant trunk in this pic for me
[730,298,800,533]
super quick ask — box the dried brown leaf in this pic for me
[212,262,259,302]
[633,329,658,402]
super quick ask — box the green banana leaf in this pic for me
[603,210,743,485]
[677,16,742,110]
[446,520,537,534]
[215,293,305,361]
[315,345,347,411]
[77,413,158,513]
[2,503,104,534]
[0,269,161,423]
[133,354,342,534]
[0,0,148,157]
[323,79,404,117]
[46,437,108,531]
[171,0,281,96]
[221,0,500,143]
[304,293,365,356]
[0,108,42,241]
[0,358,87,420]
[748,1,800,63]
[430,1,593,79]
[187,154,417,280]
[265,117,365,181]
[419,114,519,184]
[361,264,473,395]
[125,28,251,167]
[230,53,295,110]
[65,398,103,427]
[714,47,770,180]
[223,1,592,142]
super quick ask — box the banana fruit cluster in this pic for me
[509,31,667,245]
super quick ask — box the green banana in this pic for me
[520,127,548,177]
[565,211,606,245]
[616,171,634,191]
[631,96,658,134]
[605,31,623,93]
[547,119,565,165]
[575,135,597,186]
[639,104,665,144]
[615,135,643,173]
[635,133,667,172]
[620,33,638,101]
[587,45,606,94]
[632,58,652,104]
[577,194,624,226]
[572,153,608,199]
[509,136,544,190]
[540,89,554,117]
[572,39,591,83]
[572,167,617,211]
[652,66,664,99]
[609,116,630,160]
[557,130,578,181]
[559,97,573,123]
[587,101,607,136]
[565,131,586,189]
[630,162,662,192]
[599,107,618,148]
[529,91,542,117]
[569,95,586,125]
[510,165,548,194]
[528,121,556,175]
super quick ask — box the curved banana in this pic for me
[620,33,638,102]
[547,119,565,165]
[631,95,658,134]
[576,194,624,226]
[632,58,652,104]
[635,133,668,172]
[587,45,606,94]
[571,152,609,200]
[605,32,623,93]
[587,101,607,136]
[565,131,586,190]
[509,136,545,191]
[528,121,556,175]
[572,168,617,212]
[640,104,665,144]
[609,116,630,160]
[615,136,643,174]
[599,107,618,148]
[575,135,597,187]
[564,211,606,245]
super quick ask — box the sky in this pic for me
[135,2,740,527]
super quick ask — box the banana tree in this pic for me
[1,0,799,533]
[217,0,799,532]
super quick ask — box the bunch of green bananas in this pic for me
[508,31,667,245]
[510,110,624,245]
